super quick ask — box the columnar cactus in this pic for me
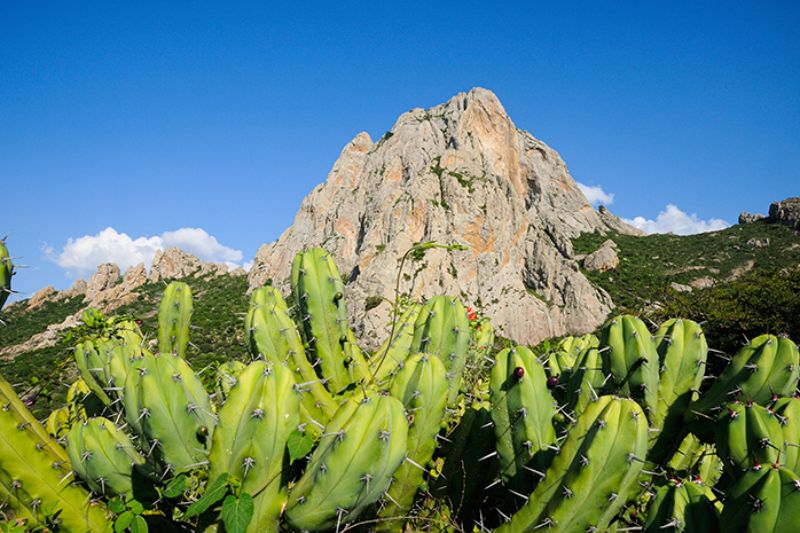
[716,401,785,472]
[208,361,300,533]
[548,334,598,379]
[666,434,723,487]
[490,346,557,489]
[290,248,370,394]
[0,238,13,312]
[410,295,470,405]
[0,376,109,531]
[690,335,800,417]
[719,465,800,532]
[65,416,146,497]
[369,303,422,385]
[122,353,215,474]
[284,394,408,531]
[495,396,649,533]
[158,281,193,358]
[650,318,708,463]
[773,397,800,474]
[644,480,720,532]
[246,286,337,421]
[562,344,604,418]
[601,315,660,422]
[378,353,448,524]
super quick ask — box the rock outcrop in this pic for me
[248,88,641,346]
[583,240,619,272]
[1,249,232,359]
[769,197,800,231]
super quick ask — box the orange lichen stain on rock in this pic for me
[335,219,355,240]
[384,163,404,183]
[459,215,497,255]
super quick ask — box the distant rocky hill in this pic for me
[0,248,243,359]
[248,88,640,347]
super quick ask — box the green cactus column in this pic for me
[290,248,370,394]
[410,295,470,405]
[246,286,337,421]
[0,238,13,312]
[123,353,215,474]
[369,303,422,385]
[601,315,660,422]
[690,335,799,417]
[716,401,785,472]
[496,396,648,533]
[644,480,720,532]
[208,361,300,533]
[158,281,193,358]
[66,416,146,497]
[720,465,800,532]
[378,353,448,527]
[284,393,408,531]
[650,318,707,464]
[489,346,557,489]
[0,376,109,531]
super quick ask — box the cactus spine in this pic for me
[158,281,193,358]
[285,394,408,531]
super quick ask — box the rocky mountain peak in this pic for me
[248,88,640,347]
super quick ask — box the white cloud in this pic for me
[577,182,615,206]
[50,227,246,277]
[623,204,730,235]
[161,228,243,263]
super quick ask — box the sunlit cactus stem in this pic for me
[158,281,193,358]
[0,237,13,312]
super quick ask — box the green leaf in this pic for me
[163,475,187,498]
[130,515,148,533]
[114,511,134,533]
[109,496,126,514]
[184,473,229,518]
[221,493,254,533]
[287,429,314,464]
[128,499,145,515]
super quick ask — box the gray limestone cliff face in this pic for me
[248,88,641,346]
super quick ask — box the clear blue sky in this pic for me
[2,1,798,299]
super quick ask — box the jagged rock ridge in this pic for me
[248,88,641,346]
[1,248,243,359]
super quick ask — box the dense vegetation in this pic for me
[574,221,800,355]
[0,273,250,419]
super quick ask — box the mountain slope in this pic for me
[248,88,639,346]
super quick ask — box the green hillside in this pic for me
[0,273,251,418]
[573,220,800,355]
